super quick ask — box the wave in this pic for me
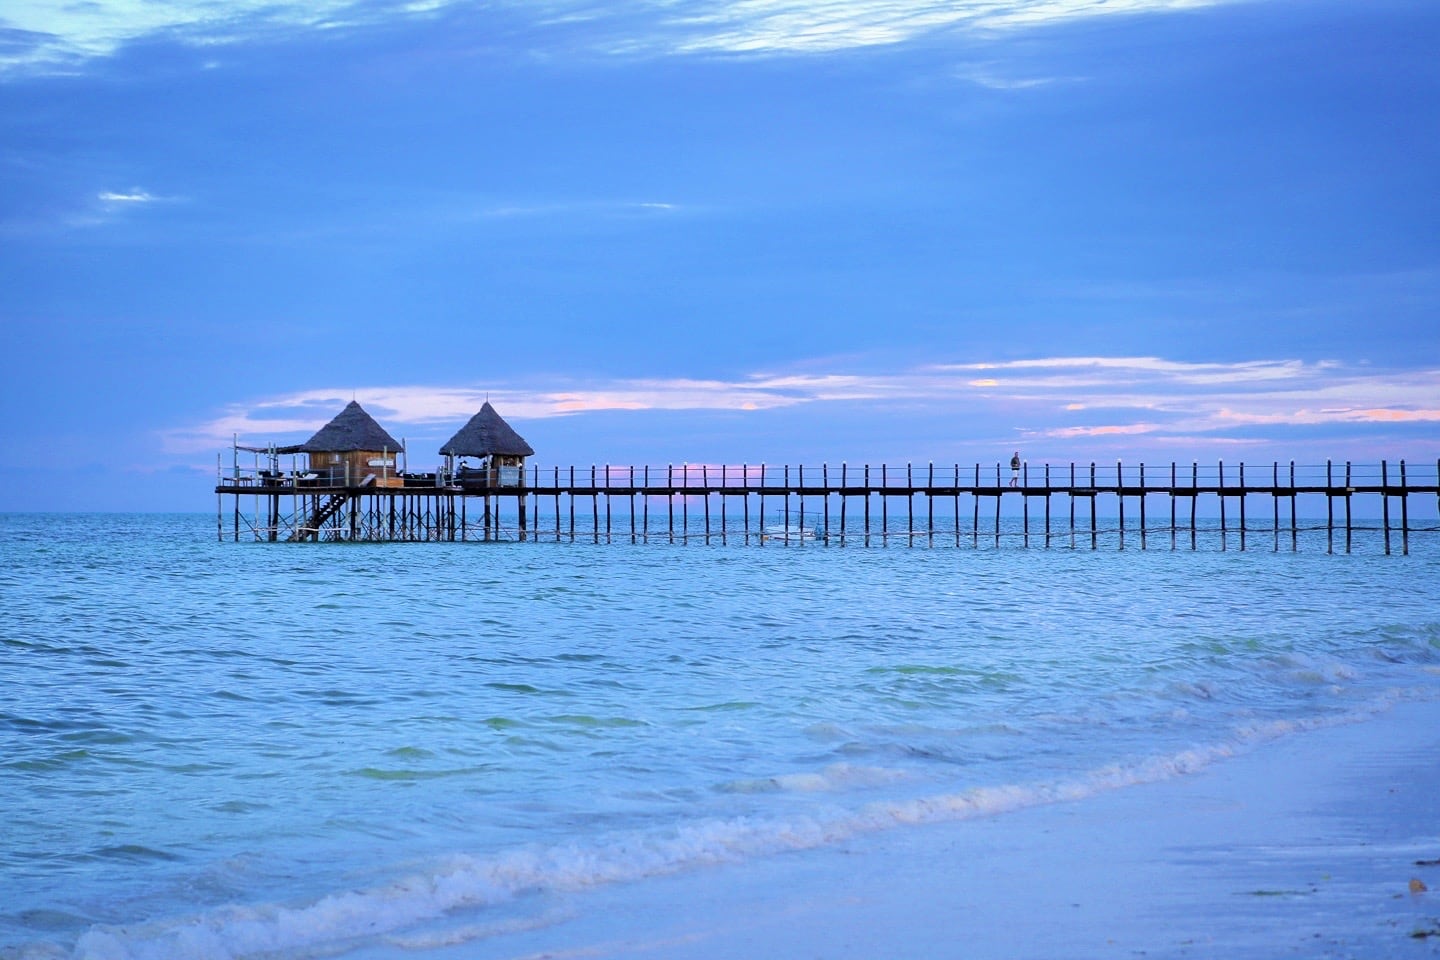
[48,695,1422,960]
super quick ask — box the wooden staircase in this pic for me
[288,492,353,542]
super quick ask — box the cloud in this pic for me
[165,356,1440,455]
[97,189,157,204]
[470,200,681,220]
[2,0,1251,75]
[959,70,1083,90]
[645,0,1244,55]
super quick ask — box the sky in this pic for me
[1,0,1437,511]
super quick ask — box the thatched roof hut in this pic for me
[441,402,533,488]
[297,400,404,454]
[280,401,404,487]
[441,401,534,459]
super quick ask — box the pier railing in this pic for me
[216,457,1439,552]
[510,459,1437,493]
[215,457,1438,493]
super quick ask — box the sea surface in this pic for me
[3,512,1439,958]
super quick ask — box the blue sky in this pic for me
[1,0,1437,510]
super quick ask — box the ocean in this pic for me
[3,512,1439,958]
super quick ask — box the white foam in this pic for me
[55,697,1433,960]
[720,762,910,794]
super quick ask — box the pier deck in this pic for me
[216,459,1440,553]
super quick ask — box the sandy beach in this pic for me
[374,696,1440,960]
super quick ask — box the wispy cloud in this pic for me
[165,356,1440,454]
[958,67,1085,90]
[469,199,681,220]
[0,185,177,237]
[646,0,1243,55]
[97,189,158,204]
[3,0,1250,75]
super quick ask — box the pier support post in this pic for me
[882,464,889,547]
[1345,460,1353,554]
[1089,462,1098,550]
[1219,460,1227,551]
[1190,462,1198,551]
[1022,462,1030,548]
[1044,463,1052,549]
[1239,462,1247,552]
[1382,460,1392,556]
[1139,462,1147,550]
[1170,462,1177,551]
[1296,460,1307,552]
[1117,459,1125,551]
[1327,460,1334,554]
[864,464,871,548]
[824,463,831,543]
[1069,462,1076,551]
[994,462,1002,549]
[1401,459,1409,556]
[973,463,980,548]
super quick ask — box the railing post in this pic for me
[1296,460,1307,552]
[1382,459,1391,556]
[927,461,934,546]
[1218,459,1226,550]
[1400,459,1409,556]
[823,463,830,541]
[1117,459,1125,550]
[1326,459,1334,554]
[1139,462,1147,550]
[1273,461,1280,552]
[1345,460,1353,554]
[1089,462,1097,550]
[1238,461,1247,551]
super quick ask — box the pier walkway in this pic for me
[216,459,1440,553]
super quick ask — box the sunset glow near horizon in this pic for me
[2,0,1437,510]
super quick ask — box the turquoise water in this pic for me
[3,513,1438,958]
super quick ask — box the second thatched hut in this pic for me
[441,401,534,488]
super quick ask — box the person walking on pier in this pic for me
[1010,451,1021,487]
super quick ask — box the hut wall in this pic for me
[456,455,527,489]
[309,450,404,487]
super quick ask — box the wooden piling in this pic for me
[973,463,981,548]
[881,464,889,546]
[218,455,1438,552]
[865,464,872,547]
[1117,459,1126,551]
[1139,462,1147,550]
[994,462,1002,549]
[1022,462,1030,548]
[1044,463,1052,549]
[1069,462,1077,551]
[927,462,934,547]
[1345,460,1353,554]
[1382,459,1392,556]
[1401,459,1409,556]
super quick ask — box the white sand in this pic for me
[362,699,1440,959]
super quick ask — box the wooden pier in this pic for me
[216,458,1440,554]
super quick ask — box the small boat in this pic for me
[761,524,822,543]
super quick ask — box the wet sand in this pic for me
[392,697,1440,960]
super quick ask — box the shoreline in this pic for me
[373,697,1440,960]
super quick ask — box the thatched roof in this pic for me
[440,401,534,458]
[292,401,404,453]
